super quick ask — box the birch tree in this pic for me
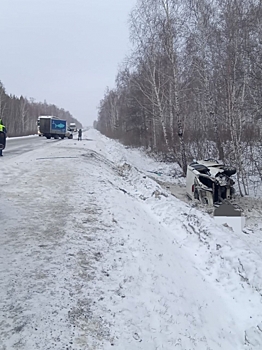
[96,0,262,187]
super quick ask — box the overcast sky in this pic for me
[0,0,136,126]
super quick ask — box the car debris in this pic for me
[186,159,236,206]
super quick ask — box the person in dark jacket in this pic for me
[0,119,7,156]
[78,128,82,141]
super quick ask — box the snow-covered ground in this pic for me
[1,129,262,350]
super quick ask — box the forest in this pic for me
[95,0,262,196]
[0,80,82,137]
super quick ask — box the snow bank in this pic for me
[82,128,262,349]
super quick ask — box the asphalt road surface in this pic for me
[4,135,62,158]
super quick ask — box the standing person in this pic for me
[0,119,7,156]
[78,128,82,141]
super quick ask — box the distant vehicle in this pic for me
[65,128,73,139]
[68,122,77,132]
[38,116,73,139]
[186,159,236,206]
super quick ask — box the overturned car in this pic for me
[186,159,236,206]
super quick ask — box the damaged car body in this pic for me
[186,159,236,206]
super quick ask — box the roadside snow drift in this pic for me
[0,129,262,350]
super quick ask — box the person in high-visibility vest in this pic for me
[0,119,7,156]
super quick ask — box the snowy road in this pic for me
[5,135,61,158]
[1,129,262,350]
